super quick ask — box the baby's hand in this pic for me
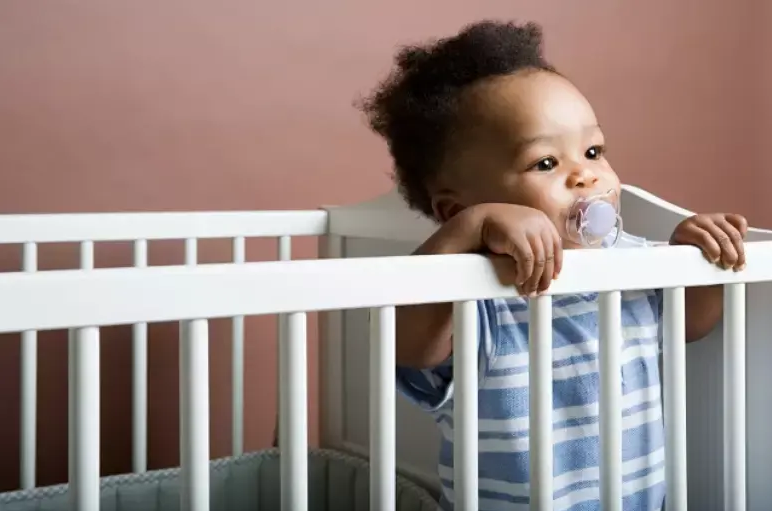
[669,213,748,271]
[477,204,563,296]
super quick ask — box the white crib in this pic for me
[0,184,769,511]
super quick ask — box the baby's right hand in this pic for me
[476,203,563,296]
[400,202,562,368]
[415,202,563,296]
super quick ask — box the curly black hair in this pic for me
[359,20,556,217]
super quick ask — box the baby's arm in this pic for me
[396,203,562,369]
[395,208,482,369]
[668,212,747,342]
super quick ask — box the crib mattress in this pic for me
[0,448,438,511]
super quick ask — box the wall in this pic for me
[760,1,772,225]
[0,0,764,490]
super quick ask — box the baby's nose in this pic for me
[567,167,598,188]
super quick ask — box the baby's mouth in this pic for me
[563,192,620,246]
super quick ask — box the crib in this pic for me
[0,184,770,511]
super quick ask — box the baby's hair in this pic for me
[359,20,556,217]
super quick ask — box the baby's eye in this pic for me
[533,156,558,171]
[585,145,605,160]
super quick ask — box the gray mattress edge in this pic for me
[0,448,439,511]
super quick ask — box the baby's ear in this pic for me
[431,194,464,224]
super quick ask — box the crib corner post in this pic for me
[317,231,345,449]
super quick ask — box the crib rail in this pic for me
[0,210,327,493]
[1,241,771,511]
[0,210,328,242]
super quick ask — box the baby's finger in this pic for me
[537,230,555,293]
[550,222,563,279]
[687,219,722,263]
[509,232,534,288]
[488,255,521,287]
[523,234,546,296]
[725,213,748,238]
[716,217,745,270]
[699,218,738,269]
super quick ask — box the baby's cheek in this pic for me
[529,184,572,220]
[599,165,621,191]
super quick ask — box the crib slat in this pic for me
[278,236,291,260]
[280,311,308,511]
[81,240,95,269]
[179,239,206,509]
[20,242,38,490]
[724,283,746,511]
[132,239,148,474]
[71,326,100,511]
[184,238,197,266]
[663,287,687,509]
[275,235,292,447]
[453,300,478,511]
[232,236,246,456]
[69,241,95,490]
[599,291,622,511]
[369,306,396,511]
[529,295,553,510]
[180,319,210,511]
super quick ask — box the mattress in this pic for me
[0,448,438,511]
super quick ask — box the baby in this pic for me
[359,20,747,511]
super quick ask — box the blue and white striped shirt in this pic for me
[397,273,666,510]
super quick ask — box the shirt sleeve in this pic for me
[395,299,498,412]
[651,288,665,351]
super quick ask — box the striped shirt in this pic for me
[396,236,666,510]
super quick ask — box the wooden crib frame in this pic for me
[0,184,770,511]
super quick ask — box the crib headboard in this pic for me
[318,184,772,510]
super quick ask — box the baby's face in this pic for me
[430,70,620,248]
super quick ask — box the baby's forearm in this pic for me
[395,302,453,369]
[395,207,487,369]
[684,285,723,342]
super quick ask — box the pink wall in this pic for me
[0,0,765,490]
[760,1,772,210]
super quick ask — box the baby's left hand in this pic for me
[670,213,748,271]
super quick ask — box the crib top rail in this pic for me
[0,241,770,333]
[0,210,328,243]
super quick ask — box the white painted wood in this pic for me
[369,306,396,511]
[317,234,345,448]
[0,210,327,243]
[0,182,770,511]
[132,239,148,474]
[0,242,769,333]
[178,239,200,510]
[20,242,37,490]
[231,236,246,457]
[324,184,772,243]
[280,312,308,511]
[453,300,479,511]
[663,287,687,510]
[275,236,292,447]
[184,238,197,267]
[528,295,553,511]
[724,283,746,511]
[599,291,623,511]
[333,237,441,493]
[744,282,772,511]
[69,241,94,492]
[179,319,210,511]
[70,326,100,511]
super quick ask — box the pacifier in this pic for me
[564,189,622,248]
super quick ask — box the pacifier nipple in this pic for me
[582,201,617,237]
[565,190,623,248]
